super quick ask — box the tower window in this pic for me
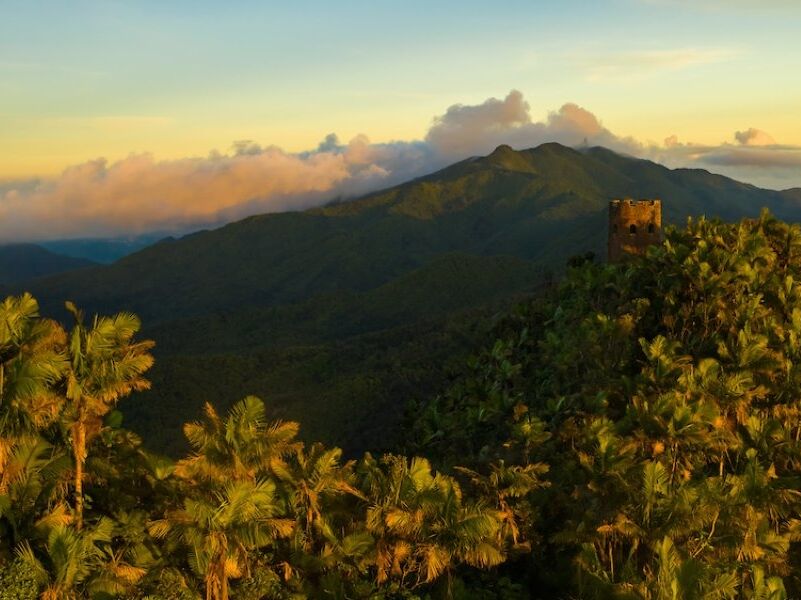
[629,224,637,234]
[648,223,655,234]
[613,224,618,233]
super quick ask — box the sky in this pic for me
[1,0,800,241]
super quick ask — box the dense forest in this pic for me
[4,211,801,598]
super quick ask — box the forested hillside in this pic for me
[0,244,96,285]
[7,143,801,455]
[4,212,801,598]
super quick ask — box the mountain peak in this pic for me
[532,141,571,151]
[483,144,534,172]
[489,143,515,155]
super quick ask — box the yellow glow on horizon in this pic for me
[0,106,436,179]
[2,91,800,180]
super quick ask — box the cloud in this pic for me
[664,135,680,148]
[425,90,638,159]
[702,148,801,168]
[425,90,532,157]
[735,128,776,146]
[647,131,801,189]
[0,139,435,241]
[2,90,800,242]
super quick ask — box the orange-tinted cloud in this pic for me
[0,139,432,241]
[425,90,630,158]
[1,90,800,242]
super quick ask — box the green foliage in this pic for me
[358,453,505,587]
[16,519,119,600]
[414,211,801,596]
[7,210,801,597]
[124,567,200,600]
[0,557,40,600]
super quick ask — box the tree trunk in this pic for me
[207,557,228,600]
[73,418,86,530]
[221,561,229,600]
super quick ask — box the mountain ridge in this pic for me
[9,141,801,325]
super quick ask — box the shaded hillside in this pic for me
[126,254,544,455]
[125,306,498,457]
[144,253,543,355]
[0,244,96,285]
[10,142,801,454]
[40,232,167,264]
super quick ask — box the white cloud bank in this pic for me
[2,89,800,242]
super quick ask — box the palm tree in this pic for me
[153,396,301,599]
[0,293,66,439]
[455,460,549,548]
[150,478,293,600]
[0,294,70,560]
[62,302,154,529]
[0,436,71,548]
[16,517,117,600]
[291,442,362,547]
[176,396,300,486]
[359,454,504,595]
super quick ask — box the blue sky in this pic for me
[1,0,800,239]
[3,0,799,170]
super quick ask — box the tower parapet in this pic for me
[608,199,662,262]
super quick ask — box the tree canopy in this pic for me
[4,211,801,598]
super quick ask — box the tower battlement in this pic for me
[608,199,662,262]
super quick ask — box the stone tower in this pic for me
[608,199,662,262]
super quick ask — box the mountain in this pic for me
[0,244,96,285]
[8,142,801,455]
[16,143,801,322]
[40,232,170,264]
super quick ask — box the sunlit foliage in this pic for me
[5,211,801,598]
[416,210,801,597]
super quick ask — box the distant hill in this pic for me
[0,244,96,285]
[40,232,169,264]
[9,142,801,455]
